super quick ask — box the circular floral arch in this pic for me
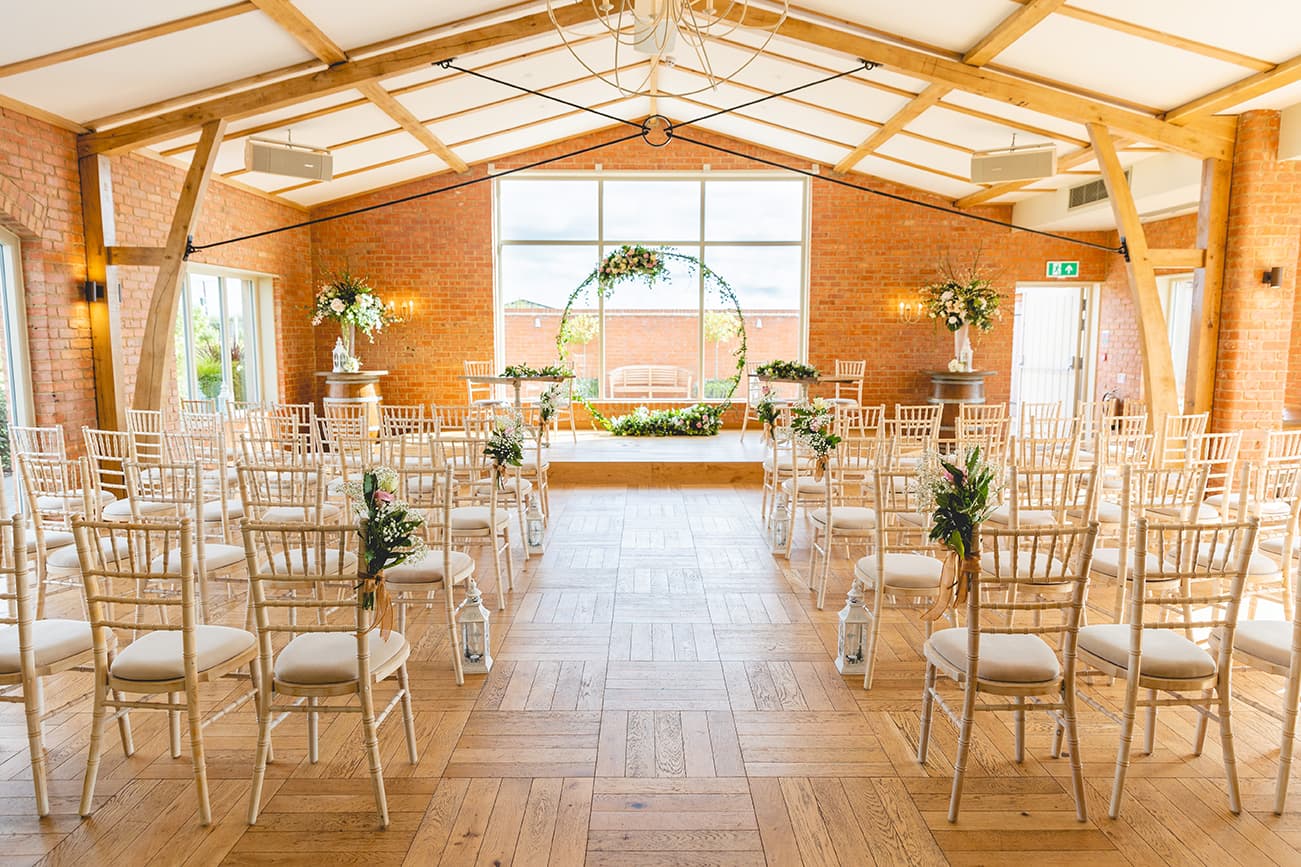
[556,245,748,434]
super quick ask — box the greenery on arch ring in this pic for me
[555,244,748,436]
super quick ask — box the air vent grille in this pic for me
[1068,169,1130,210]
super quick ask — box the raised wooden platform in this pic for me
[546,430,765,485]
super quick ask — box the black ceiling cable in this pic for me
[188,60,1122,257]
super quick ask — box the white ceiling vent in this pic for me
[1067,169,1129,210]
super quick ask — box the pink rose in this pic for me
[373,490,394,504]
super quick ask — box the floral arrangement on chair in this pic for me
[917,446,999,619]
[483,412,525,479]
[606,403,725,437]
[790,399,841,473]
[312,270,402,371]
[343,467,428,633]
[757,360,819,380]
[596,244,668,294]
[755,385,781,433]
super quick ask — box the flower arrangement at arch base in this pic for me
[344,467,428,636]
[606,403,726,437]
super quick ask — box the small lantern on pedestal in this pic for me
[525,493,545,552]
[835,578,870,675]
[771,491,791,550]
[455,578,493,674]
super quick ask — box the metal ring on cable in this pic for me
[640,115,674,148]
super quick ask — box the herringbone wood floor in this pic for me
[4,484,1301,865]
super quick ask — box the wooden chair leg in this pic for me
[23,680,49,817]
[917,663,937,763]
[185,688,212,826]
[247,672,273,825]
[490,538,507,611]
[80,678,110,817]
[307,696,319,764]
[1276,651,1301,814]
[358,683,389,828]
[1108,672,1142,819]
[1143,688,1158,755]
[398,664,419,764]
[863,591,885,691]
[446,588,464,686]
[168,692,182,759]
[1063,680,1088,823]
[948,677,978,822]
[1193,702,1210,756]
[816,534,834,611]
[503,529,516,591]
[1014,706,1026,763]
[1218,683,1242,815]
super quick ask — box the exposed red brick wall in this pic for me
[0,108,312,455]
[1215,111,1301,435]
[308,127,1111,417]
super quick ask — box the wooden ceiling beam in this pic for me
[1163,51,1301,121]
[740,7,1234,159]
[0,2,255,78]
[77,3,601,156]
[356,81,469,173]
[1149,248,1207,270]
[249,0,347,65]
[833,0,1064,174]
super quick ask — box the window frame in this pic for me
[176,264,277,408]
[0,226,35,428]
[493,170,811,401]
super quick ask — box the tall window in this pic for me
[496,174,808,400]
[173,269,263,408]
[0,227,34,497]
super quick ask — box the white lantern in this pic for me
[526,493,545,551]
[331,336,348,372]
[835,578,870,675]
[455,578,493,674]
[771,491,791,550]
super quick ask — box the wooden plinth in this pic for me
[925,370,995,439]
[316,370,387,432]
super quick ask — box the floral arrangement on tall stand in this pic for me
[312,269,402,372]
[919,257,1002,372]
[483,411,525,487]
[344,467,428,636]
[917,447,999,620]
[790,398,841,477]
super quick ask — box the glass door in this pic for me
[175,270,260,409]
[0,228,35,512]
[1010,283,1089,429]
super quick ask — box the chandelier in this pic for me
[548,0,790,97]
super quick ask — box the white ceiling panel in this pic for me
[678,109,849,168]
[0,15,312,123]
[295,0,526,54]
[792,0,1021,55]
[907,106,1066,154]
[940,91,1090,142]
[225,91,368,138]
[1070,0,1301,66]
[1228,79,1301,114]
[430,80,635,146]
[279,153,452,206]
[875,136,973,180]
[849,154,983,200]
[0,0,237,65]
[993,15,1251,110]
[452,113,617,165]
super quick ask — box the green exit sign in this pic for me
[1046,260,1080,278]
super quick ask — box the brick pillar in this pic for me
[1214,111,1301,437]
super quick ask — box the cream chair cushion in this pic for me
[1147,503,1220,521]
[386,550,474,585]
[450,507,510,531]
[1217,620,1292,669]
[927,628,1061,684]
[1077,624,1216,680]
[150,543,246,573]
[47,536,132,570]
[810,507,876,530]
[986,506,1056,527]
[855,553,943,590]
[1196,544,1281,576]
[0,619,93,672]
[260,503,341,523]
[979,550,1064,580]
[472,477,533,498]
[1069,501,1121,524]
[780,478,827,496]
[30,530,74,552]
[274,631,408,685]
[111,625,255,682]
[199,498,244,521]
[36,490,115,512]
[1260,536,1301,559]
[101,498,175,520]
[1089,548,1162,579]
[268,548,357,575]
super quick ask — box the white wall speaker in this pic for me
[244,137,333,181]
[970,145,1058,184]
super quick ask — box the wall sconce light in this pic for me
[897,301,923,324]
[533,316,541,328]
[1262,267,1283,289]
[83,281,106,303]
[755,318,763,329]
[401,299,416,319]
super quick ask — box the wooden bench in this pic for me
[608,364,694,398]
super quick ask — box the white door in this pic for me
[1010,284,1089,425]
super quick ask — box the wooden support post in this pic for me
[77,154,125,430]
[131,119,226,413]
[1087,122,1179,423]
[1186,158,1232,415]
